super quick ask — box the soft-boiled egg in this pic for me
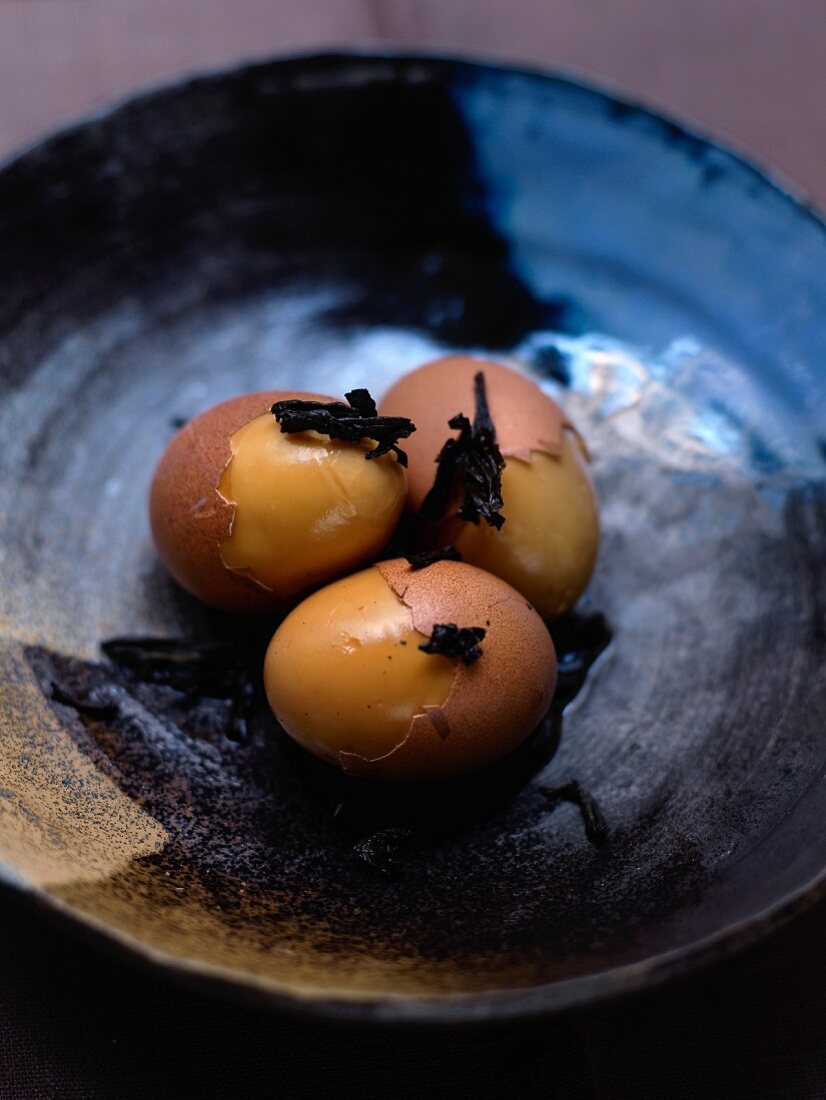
[264,557,557,782]
[380,356,599,619]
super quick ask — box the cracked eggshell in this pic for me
[149,390,327,614]
[379,355,577,512]
[341,559,557,782]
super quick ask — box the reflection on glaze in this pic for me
[519,330,824,481]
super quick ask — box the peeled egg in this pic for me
[150,391,407,613]
[380,356,599,619]
[264,558,557,782]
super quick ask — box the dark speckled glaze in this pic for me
[0,53,823,1022]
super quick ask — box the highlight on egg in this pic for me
[149,390,408,613]
[263,557,557,782]
[380,356,599,619]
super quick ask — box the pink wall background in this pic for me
[1,0,824,207]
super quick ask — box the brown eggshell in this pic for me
[338,559,557,781]
[149,390,329,614]
[379,355,578,512]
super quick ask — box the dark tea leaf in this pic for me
[272,389,415,466]
[419,371,506,528]
[419,623,486,665]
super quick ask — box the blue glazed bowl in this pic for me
[0,53,823,1021]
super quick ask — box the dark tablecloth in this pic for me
[0,888,822,1099]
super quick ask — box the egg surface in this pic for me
[150,392,407,613]
[380,356,599,618]
[264,558,557,782]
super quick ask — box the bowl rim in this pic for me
[2,862,823,1024]
[1,48,824,1023]
[3,46,825,228]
